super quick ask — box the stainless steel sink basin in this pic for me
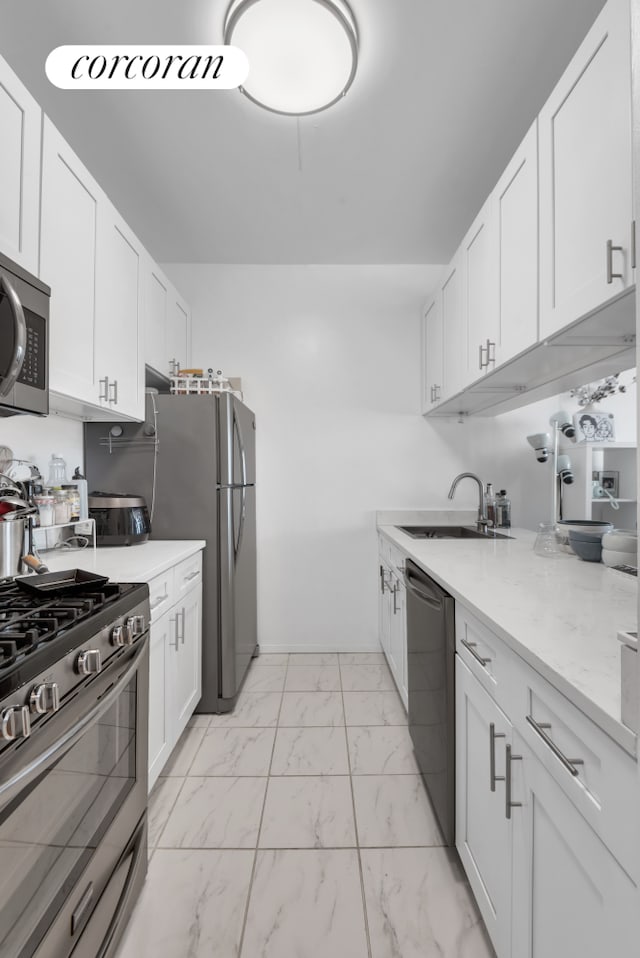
[397,525,512,540]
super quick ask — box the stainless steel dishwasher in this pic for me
[404,558,456,846]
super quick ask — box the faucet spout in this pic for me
[447,472,489,532]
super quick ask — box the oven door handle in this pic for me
[0,274,27,398]
[402,571,444,611]
[0,639,146,815]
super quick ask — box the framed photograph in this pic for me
[601,471,619,497]
[573,410,615,443]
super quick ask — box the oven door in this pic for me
[0,635,148,958]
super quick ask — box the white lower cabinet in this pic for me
[455,603,638,958]
[147,556,203,791]
[510,731,636,958]
[377,537,408,709]
[456,657,513,957]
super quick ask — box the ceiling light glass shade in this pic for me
[224,0,358,116]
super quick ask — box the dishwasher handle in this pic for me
[403,568,445,611]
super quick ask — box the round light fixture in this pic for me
[224,0,358,116]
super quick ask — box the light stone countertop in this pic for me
[41,539,206,583]
[378,514,638,756]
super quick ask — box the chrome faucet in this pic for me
[447,472,489,533]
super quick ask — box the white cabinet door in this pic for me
[422,297,443,412]
[169,584,202,741]
[539,0,633,338]
[388,571,407,707]
[95,204,144,420]
[148,609,172,792]
[0,55,41,275]
[493,122,539,364]
[378,560,392,659]
[144,260,168,376]
[511,731,636,958]
[463,198,498,380]
[167,291,189,373]
[456,657,513,958]
[40,118,102,404]
[441,256,465,400]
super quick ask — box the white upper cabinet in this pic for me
[463,197,498,379]
[0,55,41,275]
[441,256,465,400]
[95,203,144,420]
[40,118,101,406]
[421,296,443,412]
[144,262,190,377]
[493,122,539,364]
[539,0,633,338]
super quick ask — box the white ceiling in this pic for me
[1,0,605,265]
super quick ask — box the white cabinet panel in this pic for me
[463,198,498,379]
[421,297,443,412]
[456,657,512,958]
[0,55,41,275]
[169,584,202,739]
[144,262,168,376]
[511,732,636,958]
[148,609,171,791]
[167,294,189,373]
[494,122,539,364]
[40,118,101,404]
[441,257,464,400]
[95,205,144,419]
[539,0,633,337]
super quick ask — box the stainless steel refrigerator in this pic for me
[84,391,257,712]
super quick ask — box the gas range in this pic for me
[0,576,149,745]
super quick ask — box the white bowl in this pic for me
[601,530,637,553]
[557,520,613,536]
[602,547,638,568]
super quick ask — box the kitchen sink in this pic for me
[397,525,512,540]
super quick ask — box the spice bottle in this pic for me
[495,490,511,528]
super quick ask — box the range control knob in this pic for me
[111,624,134,647]
[76,650,102,675]
[1,705,31,741]
[30,683,60,715]
[126,615,146,638]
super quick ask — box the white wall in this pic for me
[0,413,84,483]
[166,263,636,653]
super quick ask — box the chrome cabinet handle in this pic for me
[179,608,186,644]
[170,616,179,650]
[379,564,385,594]
[392,579,399,615]
[99,376,110,402]
[490,722,506,791]
[632,220,636,270]
[606,239,624,284]
[486,339,496,366]
[184,570,200,583]
[479,343,487,370]
[150,592,169,610]
[108,379,118,404]
[460,638,491,668]
[505,744,522,819]
[429,385,434,403]
[525,715,584,776]
[434,385,441,401]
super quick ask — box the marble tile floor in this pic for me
[116,653,495,958]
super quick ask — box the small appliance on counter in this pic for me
[89,492,151,546]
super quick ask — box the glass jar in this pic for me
[47,454,68,486]
[62,485,81,521]
[34,495,55,527]
[52,489,71,525]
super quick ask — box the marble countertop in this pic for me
[378,513,637,755]
[41,539,206,583]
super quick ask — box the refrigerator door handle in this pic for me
[234,407,248,488]
[235,486,247,562]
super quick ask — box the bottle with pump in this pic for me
[495,490,511,528]
[485,483,496,528]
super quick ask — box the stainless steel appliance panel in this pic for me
[219,393,256,487]
[219,484,257,699]
[0,252,49,417]
[405,559,456,846]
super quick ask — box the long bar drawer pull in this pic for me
[489,722,505,791]
[505,745,522,820]
[526,715,584,776]
[460,638,491,668]
[150,593,169,610]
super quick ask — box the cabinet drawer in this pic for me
[456,605,517,715]
[148,568,174,623]
[512,662,638,882]
[173,552,203,599]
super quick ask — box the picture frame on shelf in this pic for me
[573,410,615,443]
[601,471,619,497]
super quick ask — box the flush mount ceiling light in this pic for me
[224,0,358,116]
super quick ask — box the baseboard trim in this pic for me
[258,644,383,654]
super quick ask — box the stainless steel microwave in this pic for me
[0,251,49,416]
